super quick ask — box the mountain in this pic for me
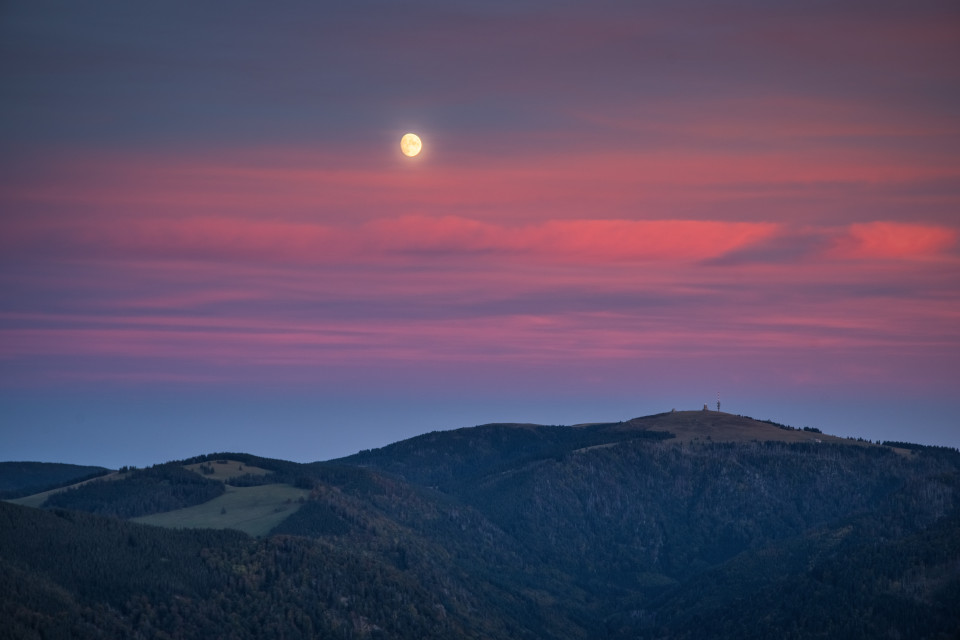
[2,410,959,639]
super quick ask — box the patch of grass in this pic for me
[183,460,270,481]
[132,483,308,537]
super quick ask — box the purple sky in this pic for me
[2,1,959,467]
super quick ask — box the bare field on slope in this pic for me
[183,459,271,480]
[133,483,309,537]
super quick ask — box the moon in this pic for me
[400,133,422,157]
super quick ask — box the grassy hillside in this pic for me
[7,455,390,540]
[183,458,271,480]
[133,483,308,537]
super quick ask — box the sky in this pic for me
[2,0,959,467]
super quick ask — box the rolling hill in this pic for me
[2,410,959,639]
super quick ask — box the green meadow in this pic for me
[182,459,271,481]
[133,482,309,537]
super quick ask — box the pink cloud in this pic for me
[367,217,780,262]
[4,211,782,265]
[830,222,958,260]
[7,202,959,270]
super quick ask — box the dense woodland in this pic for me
[0,462,108,499]
[2,413,959,638]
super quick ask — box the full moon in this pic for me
[400,133,422,157]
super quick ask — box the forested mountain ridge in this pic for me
[2,410,959,638]
[335,410,881,494]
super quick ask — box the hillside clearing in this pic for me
[183,459,270,481]
[132,483,308,537]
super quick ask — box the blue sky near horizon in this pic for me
[2,0,959,467]
[4,388,955,469]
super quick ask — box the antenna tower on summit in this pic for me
[716,392,721,413]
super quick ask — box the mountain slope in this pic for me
[2,410,959,638]
[42,462,225,518]
[641,506,960,639]
[0,501,498,640]
[337,418,673,492]
[331,411,960,637]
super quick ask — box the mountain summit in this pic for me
[608,409,853,444]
